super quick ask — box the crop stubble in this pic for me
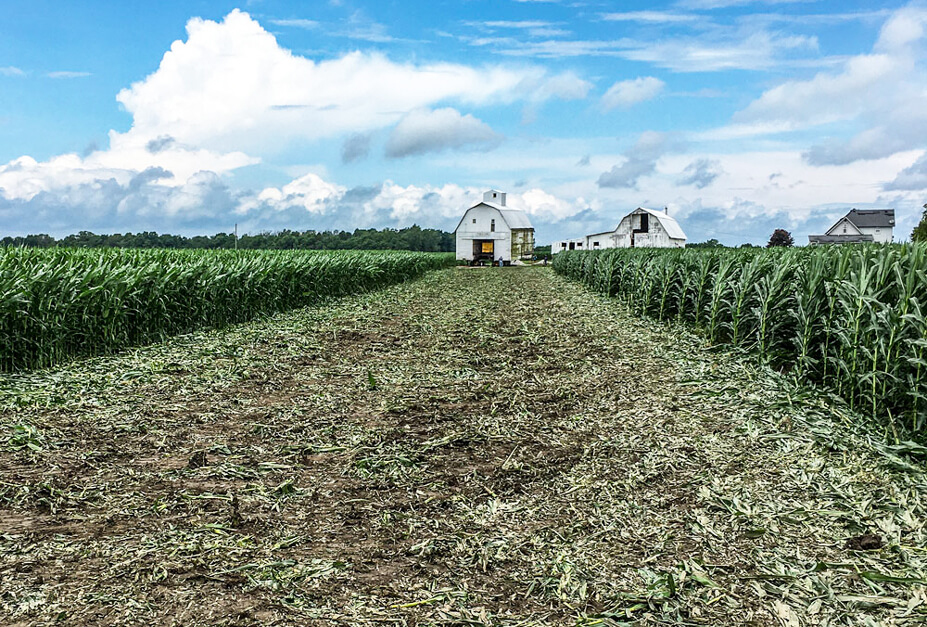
[1,267,926,625]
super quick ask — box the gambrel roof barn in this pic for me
[455,190,535,264]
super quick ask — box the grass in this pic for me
[1,267,926,625]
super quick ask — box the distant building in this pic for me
[455,190,535,264]
[553,207,686,252]
[552,238,586,253]
[809,209,895,244]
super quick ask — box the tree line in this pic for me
[0,226,455,252]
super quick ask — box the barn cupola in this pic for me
[483,189,506,206]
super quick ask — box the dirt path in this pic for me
[1,267,926,626]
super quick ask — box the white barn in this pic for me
[809,209,895,244]
[570,207,686,251]
[455,190,535,264]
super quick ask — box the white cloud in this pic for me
[601,77,665,110]
[885,152,927,191]
[240,172,345,215]
[0,66,25,77]
[677,158,723,188]
[114,10,588,155]
[676,0,816,8]
[269,18,319,29]
[718,6,927,165]
[621,31,818,71]
[598,132,677,189]
[601,11,699,23]
[47,71,92,79]
[385,108,501,158]
[475,28,818,71]
[0,9,591,227]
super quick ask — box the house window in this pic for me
[472,218,476,224]
[843,226,847,233]
[490,219,495,232]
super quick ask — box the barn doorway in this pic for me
[472,239,494,263]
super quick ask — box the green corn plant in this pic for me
[553,243,927,439]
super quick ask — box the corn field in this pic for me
[0,247,454,371]
[553,245,927,435]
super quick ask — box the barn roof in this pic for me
[845,209,895,229]
[636,207,687,241]
[453,202,534,233]
[497,207,534,230]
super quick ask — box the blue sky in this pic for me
[2,0,926,245]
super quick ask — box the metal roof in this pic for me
[497,207,534,230]
[454,202,534,233]
[845,209,895,229]
[809,234,875,244]
[636,207,687,241]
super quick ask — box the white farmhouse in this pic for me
[808,209,895,244]
[586,207,687,249]
[455,190,535,264]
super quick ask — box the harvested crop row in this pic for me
[0,248,454,371]
[553,245,927,435]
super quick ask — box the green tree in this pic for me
[767,229,794,248]
[912,204,927,242]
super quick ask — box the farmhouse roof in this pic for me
[637,207,687,240]
[809,234,875,244]
[845,209,895,229]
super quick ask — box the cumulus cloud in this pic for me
[601,77,665,110]
[677,158,723,188]
[384,108,501,158]
[115,9,590,154]
[598,132,675,189]
[0,9,592,231]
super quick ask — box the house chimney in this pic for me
[664,206,668,214]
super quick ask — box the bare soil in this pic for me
[1,267,926,626]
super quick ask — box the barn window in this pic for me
[561,243,566,249]
[472,218,476,224]
[594,241,600,247]
[490,219,495,232]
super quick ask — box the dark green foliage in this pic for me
[0,248,454,371]
[553,245,927,436]
[686,239,725,249]
[913,205,927,242]
[0,225,455,252]
[767,229,794,248]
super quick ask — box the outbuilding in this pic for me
[455,190,535,264]
[587,207,687,249]
[552,238,587,253]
